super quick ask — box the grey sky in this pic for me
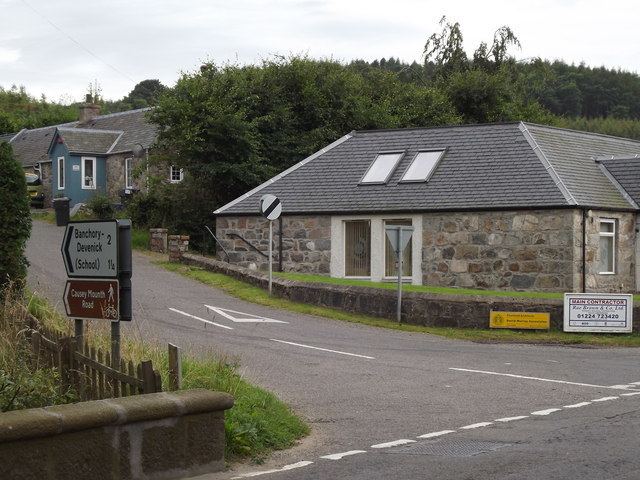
[1,0,638,102]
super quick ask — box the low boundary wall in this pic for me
[182,254,640,331]
[0,389,234,480]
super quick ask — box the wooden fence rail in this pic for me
[29,323,162,401]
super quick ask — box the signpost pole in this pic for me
[396,229,402,323]
[74,318,84,348]
[114,220,133,368]
[269,220,273,296]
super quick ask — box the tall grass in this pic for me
[0,287,75,412]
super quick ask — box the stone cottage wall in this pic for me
[105,153,143,202]
[422,209,576,292]
[582,210,636,292]
[39,163,52,208]
[215,215,331,273]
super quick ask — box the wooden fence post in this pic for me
[59,337,73,395]
[168,343,182,391]
[31,331,41,370]
[141,360,156,394]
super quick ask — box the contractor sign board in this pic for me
[62,220,118,278]
[564,293,633,333]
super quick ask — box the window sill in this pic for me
[598,272,615,275]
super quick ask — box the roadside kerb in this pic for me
[180,254,582,331]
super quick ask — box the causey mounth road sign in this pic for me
[64,279,119,321]
[61,221,118,278]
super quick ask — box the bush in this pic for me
[86,193,115,219]
[0,142,31,289]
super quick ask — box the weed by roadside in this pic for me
[157,262,640,348]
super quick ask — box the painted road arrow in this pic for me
[205,305,288,323]
[64,279,119,321]
[61,221,118,278]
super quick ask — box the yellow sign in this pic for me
[489,311,550,330]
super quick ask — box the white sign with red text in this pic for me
[564,293,633,333]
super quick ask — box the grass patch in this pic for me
[158,262,640,348]
[25,293,308,461]
[131,228,150,251]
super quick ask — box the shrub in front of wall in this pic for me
[86,193,115,220]
[0,142,31,290]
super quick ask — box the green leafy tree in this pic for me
[0,142,31,288]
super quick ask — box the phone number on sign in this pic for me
[574,313,622,320]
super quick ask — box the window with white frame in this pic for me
[169,165,183,183]
[384,219,412,277]
[360,152,404,184]
[400,150,444,182]
[57,156,65,190]
[598,219,616,274]
[81,157,96,189]
[344,220,371,277]
[125,157,133,189]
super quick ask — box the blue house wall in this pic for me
[50,142,107,206]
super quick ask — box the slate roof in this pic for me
[7,108,157,168]
[600,156,640,207]
[0,132,16,144]
[216,122,640,216]
[57,128,122,154]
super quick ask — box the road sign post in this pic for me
[259,194,282,296]
[385,225,414,323]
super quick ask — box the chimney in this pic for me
[79,93,100,123]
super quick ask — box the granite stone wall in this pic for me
[215,215,331,273]
[105,153,141,202]
[422,209,576,292]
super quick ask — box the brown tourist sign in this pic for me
[63,279,119,321]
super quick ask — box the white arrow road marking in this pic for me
[320,450,367,460]
[169,308,233,330]
[205,305,288,323]
[270,339,375,359]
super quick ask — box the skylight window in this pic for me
[401,150,445,182]
[361,152,404,184]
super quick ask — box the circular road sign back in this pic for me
[260,194,282,221]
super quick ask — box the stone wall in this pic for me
[583,210,636,292]
[215,215,331,273]
[0,389,234,480]
[105,154,142,202]
[40,162,52,208]
[422,209,576,292]
[150,228,168,253]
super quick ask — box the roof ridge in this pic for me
[89,107,153,121]
[58,127,123,134]
[353,122,521,135]
[14,121,78,134]
[522,121,640,145]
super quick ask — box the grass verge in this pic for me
[158,262,640,347]
[25,293,308,461]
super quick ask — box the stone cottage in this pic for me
[214,122,640,293]
[2,96,181,207]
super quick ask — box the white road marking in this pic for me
[495,416,529,422]
[371,439,416,449]
[621,392,640,397]
[564,402,591,408]
[450,367,631,390]
[629,381,640,385]
[205,305,288,323]
[231,461,313,479]
[460,422,493,430]
[592,396,618,402]
[169,308,233,330]
[417,430,456,439]
[531,408,561,416]
[320,450,367,460]
[609,384,633,389]
[270,339,375,360]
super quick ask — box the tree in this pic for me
[0,142,31,289]
[423,16,468,77]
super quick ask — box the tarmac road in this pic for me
[27,220,640,479]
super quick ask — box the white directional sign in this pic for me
[385,225,414,254]
[205,305,288,323]
[260,194,282,221]
[62,220,118,278]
